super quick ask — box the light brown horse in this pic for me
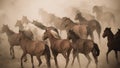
[43,29,72,68]
[19,30,51,68]
[75,12,101,41]
[62,17,88,39]
[67,30,100,68]
[103,28,120,64]
[1,24,22,59]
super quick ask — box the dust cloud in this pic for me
[0,0,120,68]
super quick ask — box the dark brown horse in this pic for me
[19,30,51,68]
[75,12,101,41]
[102,28,120,64]
[43,29,72,68]
[67,30,100,68]
[1,24,22,59]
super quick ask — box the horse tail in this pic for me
[44,44,51,68]
[95,20,101,40]
[92,43,100,56]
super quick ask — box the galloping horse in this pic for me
[62,17,88,39]
[19,30,51,68]
[67,30,100,68]
[75,12,101,41]
[102,28,120,64]
[43,29,72,68]
[1,25,27,60]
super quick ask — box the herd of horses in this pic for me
[0,6,119,68]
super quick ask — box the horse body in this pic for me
[67,30,100,68]
[102,28,120,64]
[19,30,51,68]
[75,12,101,41]
[43,29,72,68]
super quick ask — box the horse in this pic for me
[62,17,88,39]
[19,30,51,68]
[39,9,65,33]
[43,29,72,68]
[15,19,44,41]
[102,28,120,64]
[75,12,101,41]
[67,30,100,68]
[93,5,115,27]
[32,20,61,39]
[1,24,28,60]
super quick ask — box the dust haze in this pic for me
[0,0,120,68]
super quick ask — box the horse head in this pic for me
[62,17,72,27]
[67,30,80,40]
[102,27,113,38]
[75,12,82,20]
[15,20,22,27]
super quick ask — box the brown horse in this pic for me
[43,29,72,68]
[102,28,120,64]
[62,17,88,39]
[1,24,22,59]
[19,30,51,68]
[75,12,101,41]
[67,30,100,68]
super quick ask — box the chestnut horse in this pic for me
[67,30,100,68]
[19,30,51,68]
[75,12,101,41]
[43,29,72,68]
[103,28,120,64]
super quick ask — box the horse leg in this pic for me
[62,52,69,68]
[77,54,81,68]
[53,52,59,68]
[36,55,42,67]
[10,46,15,59]
[11,46,15,59]
[89,32,94,41]
[71,50,77,67]
[85,54,92,68]
[21,52,26,68]
[92,52,98,68]
[114,50,119,64]
[24,55,27,62]
[106,49,112,64]
[30,55,34,68]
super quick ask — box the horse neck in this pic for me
[78,16,87,23]
[5,28,15,36]
[107,31,114,41]
[48,34,58,45]
[95,11,103,18]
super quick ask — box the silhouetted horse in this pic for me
[103,28,120,64]
[43,29,72,68]
[19,30,51,68]
[67,30,100,68]
[75,12,101,41]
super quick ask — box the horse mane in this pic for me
[32,20,47,30]
[50,30,60,39]
[68,30,80,39]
